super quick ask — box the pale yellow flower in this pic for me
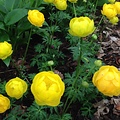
[0,41,13,60]
[31,71,65,106]
[109,16,119,25]
[92,65,120,97]
[101,3,117,19]
[0,94,10,113]
[69,17,95,37]
[27,10,45,27]
[68,0,78,3]
[44,0,54,3]
[108,0,115,3]
[53,0,67,10]
[5,77,28,99]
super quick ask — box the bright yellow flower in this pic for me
[31,71,65,106]
[109,16,119,25]
[69,17,95,37]
[0,94,10,113]
[114,2,120,14]
[44,0,54,3]
[53,0,67,10]
[101,3,117,19]
[92,65,120,97]
[108,0,115,3]
[68,0,78,3]
[5,77,28,99]
[27,10,45,27]
[0,41,13,60]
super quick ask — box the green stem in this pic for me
[73,3,77,17]
[63,38,83,113]
[23,28,32,60]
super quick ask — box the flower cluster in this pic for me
[101,2,120,25]
[44,0,78,10]
[92,65,120,97]
[0,41,13,60]
[69,17,95,37]
[31,71,65,106]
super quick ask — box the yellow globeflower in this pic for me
[109,16,119,25]
[0,41,13,60]
[53,0,67,10]
[101,3,117,19]
[69,17,95,37]
[92,65,120,97]
[27,10,45,27]
[44,0,54,3]
[31,71,65,106]
[5,77,28,99]
[114,2,120,14]
[108,0,115,3]
[0,94,10,113]
[68,0,78,3]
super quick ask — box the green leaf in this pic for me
[4,8,28,25]
[97,0,108,6]
[0,22,5,30]
[3,57,11,67]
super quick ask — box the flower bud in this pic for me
[47,60,54,66]
[82,81,89,88]
[94,60,102,67]
[91,34,98,40]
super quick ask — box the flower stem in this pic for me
[23,28,32,61]
[73,3,77,17]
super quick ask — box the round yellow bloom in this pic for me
[92,65,120,97]
[0,41,13,60]
[109,16,119,25]
[5,77,28,99]
[44,0,54,3]
[27,10,45,27]
[53,0,67,10]
[101,3,117,19]
[0,94,10,113]
[31,71,65,106]
[69,17,95,37]
[68,0,78,3]
[114,2,120,14]
[108,0,115,3]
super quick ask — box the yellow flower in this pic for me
[31,71,65,106]
[92,65,120,97]
[109,16,119,25]
[68,0,78,3]
[0,41,13,60]
[27,10,45,27]
[101,3,117,19]
[108,0,115,3]
[0,94,10,113]
[53,0,67,10]
[5,77,28,99]
[69,17,95,37]
[114,2,120,14]
[44,0,54,3]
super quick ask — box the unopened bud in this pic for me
[82,81,89,88]
[94,60,102,67]
[91,34,97,40]
[47,60,54,66]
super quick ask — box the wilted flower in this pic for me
[92,65,120,97]
[109,16,119,25]
[31,71,65,106]
[68,0,78,3]
[5,77,28,99]
[69,17,95,37]
[0,94,10,113]
[44,0,54,3]
[0,41,13,60]
[27,10,45,27]
[114,2,120,14]
[53,0,67,10]
[108,0,115,3]
[101,3,117,19]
